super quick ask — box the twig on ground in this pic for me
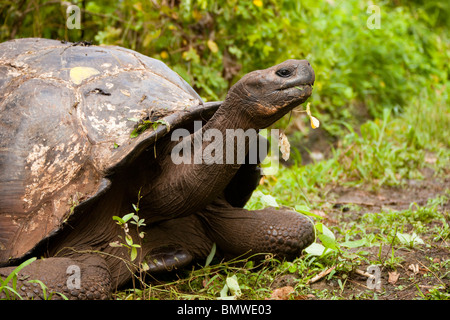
[354,268,375,279]
[307,264,341,284]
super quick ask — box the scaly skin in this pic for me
[0,255,111,300]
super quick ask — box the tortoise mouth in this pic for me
[283,82,313,102]
[285,76,315,91]
[272,83,313,112]
[275,74,314,100]
[297,83,313,95]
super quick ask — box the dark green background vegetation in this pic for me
[1,0,448,132]
[0,0,448,300]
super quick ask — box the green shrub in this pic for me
[0,0,447,136]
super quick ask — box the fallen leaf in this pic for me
[311,209,328,219]
[408,264,420,274]
[226,275,242,297]
[388,271,400,284]
[270,286,294,300]
[278,131,290,161]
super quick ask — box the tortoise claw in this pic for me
[145,245,193,273]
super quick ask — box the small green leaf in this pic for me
[138,219,146,227]
[130,130,140,138]
[205,243,216,267]
[318,233,339,250]
[288,262,297,273]
[141,262,149,272]
[304,242,327,256]
[130,247,138,261]
[125,234,133,246]
[253,191,279,208]
[122,213,135,223]
[341,238,367,248]
[397,232,424,247]
[112,216,125,225]
[155,119,169,130]
[295,205,324,220]
[316,223,335,240]
[315,222,339,250]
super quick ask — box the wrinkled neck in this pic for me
[140,99,258,223]
[202,98,254,133]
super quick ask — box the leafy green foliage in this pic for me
[1,0,447,132]
[111,193,146,262]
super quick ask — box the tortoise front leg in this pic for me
[0,254,111,300]
[140,214,214,274]
[224,133,268,208]
[199,197,315,261]
[224,164,263,208]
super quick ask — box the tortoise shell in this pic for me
[0,38,219,263]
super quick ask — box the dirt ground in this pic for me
[306,176,450,300]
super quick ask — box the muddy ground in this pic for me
[305,176,450,300]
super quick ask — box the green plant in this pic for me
[2,0,447,131]
[128,118,170,138]
[0,257,37,300]
[110,191,149,292]
[27,280,68,300]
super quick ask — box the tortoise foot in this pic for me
[145,245,193,273]
[199,198,315,261]
[0,254,111,300]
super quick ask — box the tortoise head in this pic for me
[226,59,315,128]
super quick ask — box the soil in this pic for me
[305,177,450,300]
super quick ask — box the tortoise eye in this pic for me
[276,68,292,78]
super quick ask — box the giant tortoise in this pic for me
[0,38,315,299]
